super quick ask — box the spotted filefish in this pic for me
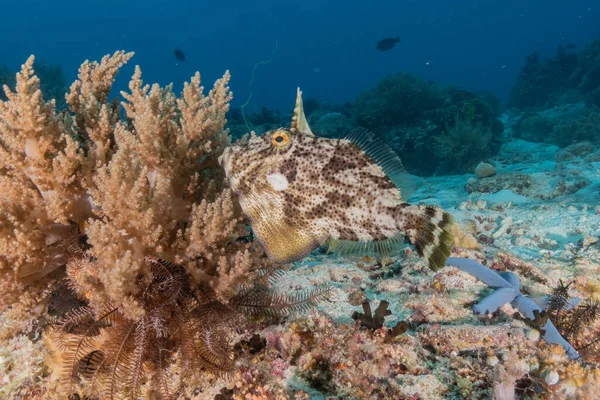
[219,89,453,270]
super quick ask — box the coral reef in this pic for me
[354,72,442,130]
[508,36,600,111]
[508,102,599,149]
[310,112,353,138]
[507,46,580,111]
[49,258,330,398]
[353,73,503,175]
[550,109,600,147]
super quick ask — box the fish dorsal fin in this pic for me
[345,127,418,200]
[291,87,314,136]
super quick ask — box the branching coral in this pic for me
[1,55,93,313]
[351,300,408,340]
[0,51,329,398]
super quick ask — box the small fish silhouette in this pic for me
[376,37,401,51]
[174,49,186,62]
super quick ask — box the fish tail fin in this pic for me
[396,204,453,271]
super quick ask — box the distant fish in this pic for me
[174,49,186,62]
[376,37,401,52]
[566,43,578,50]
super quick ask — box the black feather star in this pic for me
[52,257,331,399]
[544,280,600,361]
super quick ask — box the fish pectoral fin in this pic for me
[255,219,321,263]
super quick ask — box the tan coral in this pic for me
[0,51,269,355]
[450,222,480,250]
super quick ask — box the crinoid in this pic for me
[52,257,331,399]
[545,280,600,361]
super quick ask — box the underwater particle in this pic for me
[376,36,401,51]
[220,89,454,271]
[174,49,185,61]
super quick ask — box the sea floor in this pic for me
[2,137,600,399]
[201,137,600,399]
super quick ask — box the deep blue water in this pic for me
[1,0,599,111]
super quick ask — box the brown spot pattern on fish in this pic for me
[219,88,454,270]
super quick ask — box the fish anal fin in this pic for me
[291,88,314,136]
[345,127,418,200]
[327,233,405,259]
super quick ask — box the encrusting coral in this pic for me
[0,52,330,398]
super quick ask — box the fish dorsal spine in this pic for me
[291,88,314,136]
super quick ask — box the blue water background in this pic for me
[1,0,599,111]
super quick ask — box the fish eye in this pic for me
[271,130,291,148]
